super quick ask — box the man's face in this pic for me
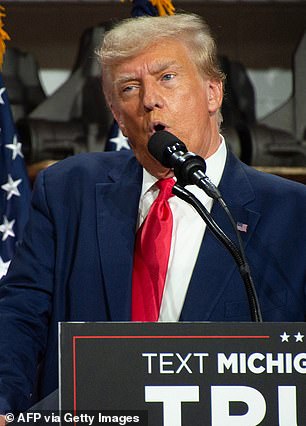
[108,38,223,179]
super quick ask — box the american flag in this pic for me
[104,120,130,151]
[237,222,248,233]
[0,73,31,279]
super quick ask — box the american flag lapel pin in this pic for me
[237,222,248,233]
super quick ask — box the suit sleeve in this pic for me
[0,171,55,413]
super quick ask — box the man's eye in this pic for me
[162,73,175,81]
[122,85,134,93]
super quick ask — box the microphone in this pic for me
[148,130,221,200]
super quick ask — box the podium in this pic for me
[59,322,306,425]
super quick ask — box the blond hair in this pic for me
[97,13,225,89]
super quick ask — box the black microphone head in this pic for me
[148,130,187,167]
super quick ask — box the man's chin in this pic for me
[152,168,174,180]
[133,148,174,180]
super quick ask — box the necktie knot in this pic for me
[156,178,175,201]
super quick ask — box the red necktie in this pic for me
[131,178,175,321]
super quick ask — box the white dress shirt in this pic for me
[137,137,227,321]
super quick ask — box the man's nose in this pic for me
[142,82,164,112]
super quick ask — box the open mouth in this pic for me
[154,124,166,132]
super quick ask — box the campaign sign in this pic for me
[59,322,306,425]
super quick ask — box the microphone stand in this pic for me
[172,183,263,323]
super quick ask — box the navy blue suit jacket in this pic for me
[0,147,306,412]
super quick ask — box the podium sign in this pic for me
[59,322,306,425]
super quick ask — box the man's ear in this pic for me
[103,84,128,137]
[109,103,128,137]
[207,80,223,114]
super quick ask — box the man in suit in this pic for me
[0,12,306,416]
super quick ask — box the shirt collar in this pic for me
[141,135,227,199]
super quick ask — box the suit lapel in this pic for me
[180,150,261,320]
[96,155,142,320]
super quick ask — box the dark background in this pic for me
[3,1,306,71]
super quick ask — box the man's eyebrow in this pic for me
[149,59,181,74]
[113,74,138,88]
